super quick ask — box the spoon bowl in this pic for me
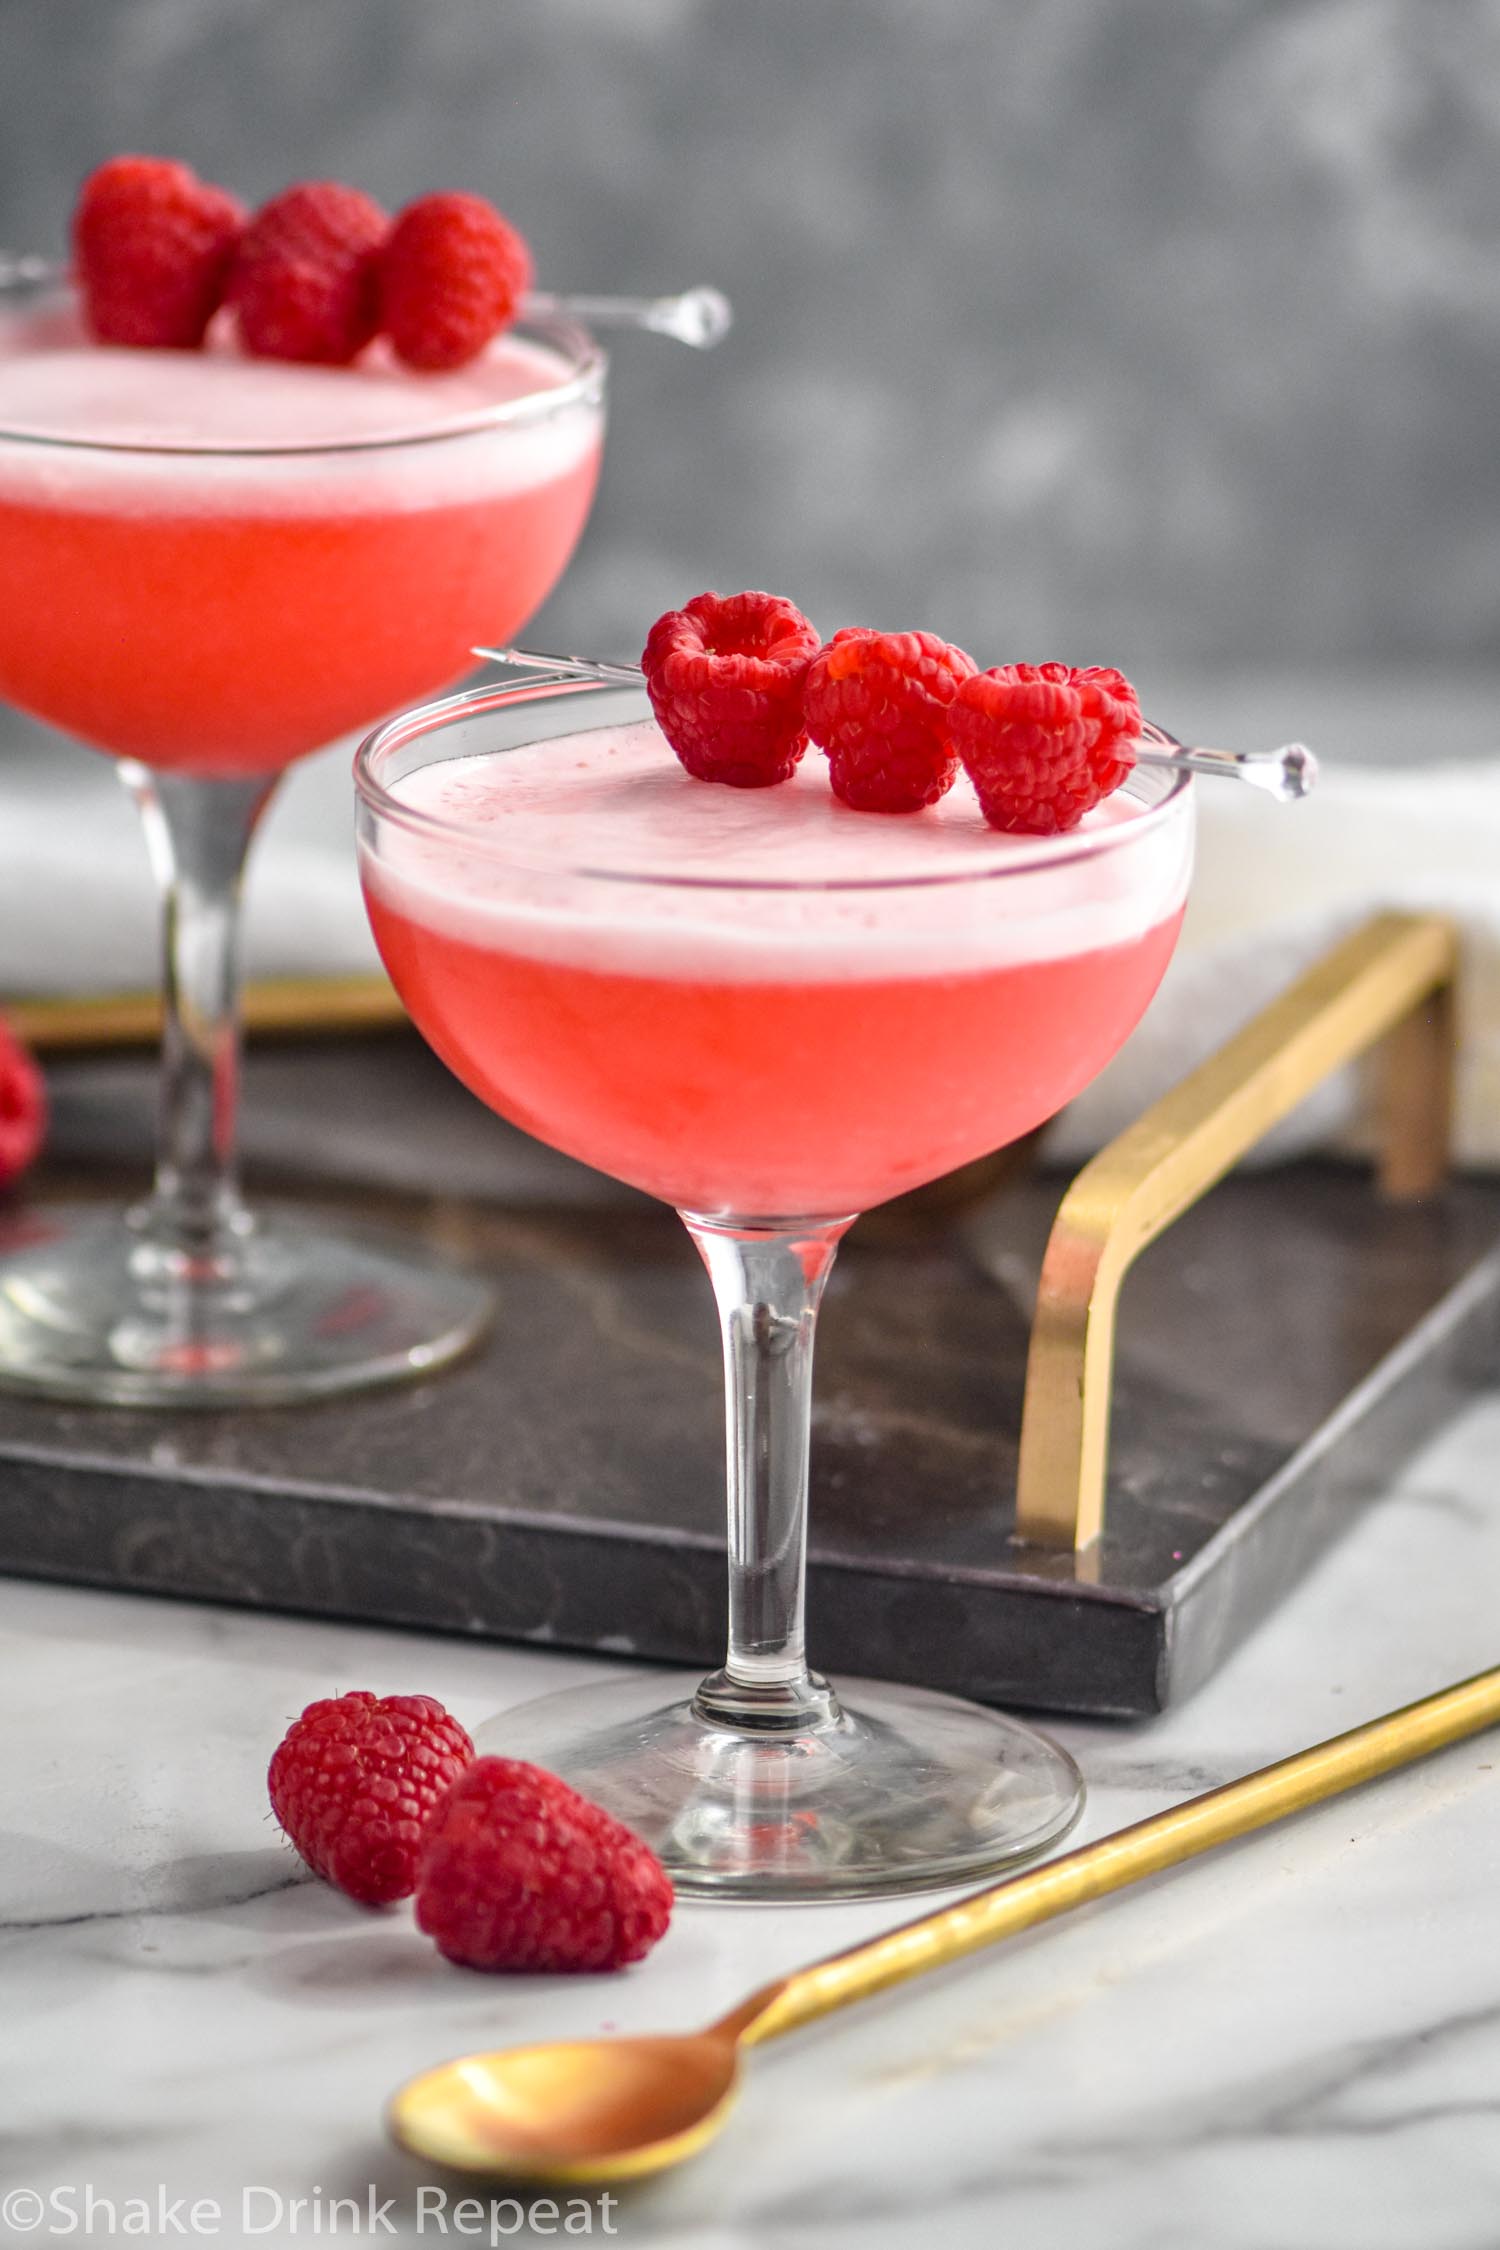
[388,2033,742,2184]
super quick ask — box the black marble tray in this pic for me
[1,1036,1496,1716]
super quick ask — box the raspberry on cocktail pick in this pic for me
[642,590,821,787]
[380,192,534,371]
[72,155,246,349]
[948,662,1141,835]
[802,627,977,813]
[415,1756,674,1973]
[228,181,389,365]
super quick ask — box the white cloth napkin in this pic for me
[0,739,381,994]
[4,739,1498,1170]
[1051,760,1500,1169]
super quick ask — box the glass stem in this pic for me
[120,764,277,1263]
[682,1213,853,1731]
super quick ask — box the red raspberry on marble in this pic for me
[379,191,533,371]
[643,590,820,788]
[415,1756,674,1973]
[71,155,246,349]
[268,1690,474,1906]
[0,1017,46,1190]
[228,181,388,365]
[948,662,1140,834]
[803,628,977,812]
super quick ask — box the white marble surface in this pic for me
[3,1396,1500,2249]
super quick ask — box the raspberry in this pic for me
[803,629,977,812]
[268,1690,474,1906]
[643,590,820,788]
[415,1757,673,1973]
[71,156,245,349]
[0,1018,46,1190]
[948,662,1141,834]
[228,182,388,365]
[380,192,533,372]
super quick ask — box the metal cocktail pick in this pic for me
[0,255,732,350]
[1133,726,1316,802]
[388,1662,1500,2185]
[523,287,731,350]
[474,646,1317,801]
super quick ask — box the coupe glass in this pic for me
[0,279,605,1403]
[355,664,1195,1898]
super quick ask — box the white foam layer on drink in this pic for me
[0,302,601,512]
[365,720,1195,980]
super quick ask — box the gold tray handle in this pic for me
[1014,910,1459,1552]
[8,973,406,1053]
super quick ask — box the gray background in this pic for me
[2,0,1498,693]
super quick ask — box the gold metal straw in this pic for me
[725,1662,1500,2046]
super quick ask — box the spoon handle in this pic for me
[722,1663,1500,2048]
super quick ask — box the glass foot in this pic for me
[0,1200,490,1406]
[480,1668,1084,1901]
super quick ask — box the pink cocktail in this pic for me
[0,285,605,1403]
[0,300,602,774]
[363,719,1184,1215]
[355,668,1194,1899]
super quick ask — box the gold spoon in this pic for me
[389,1662,1500,2184]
